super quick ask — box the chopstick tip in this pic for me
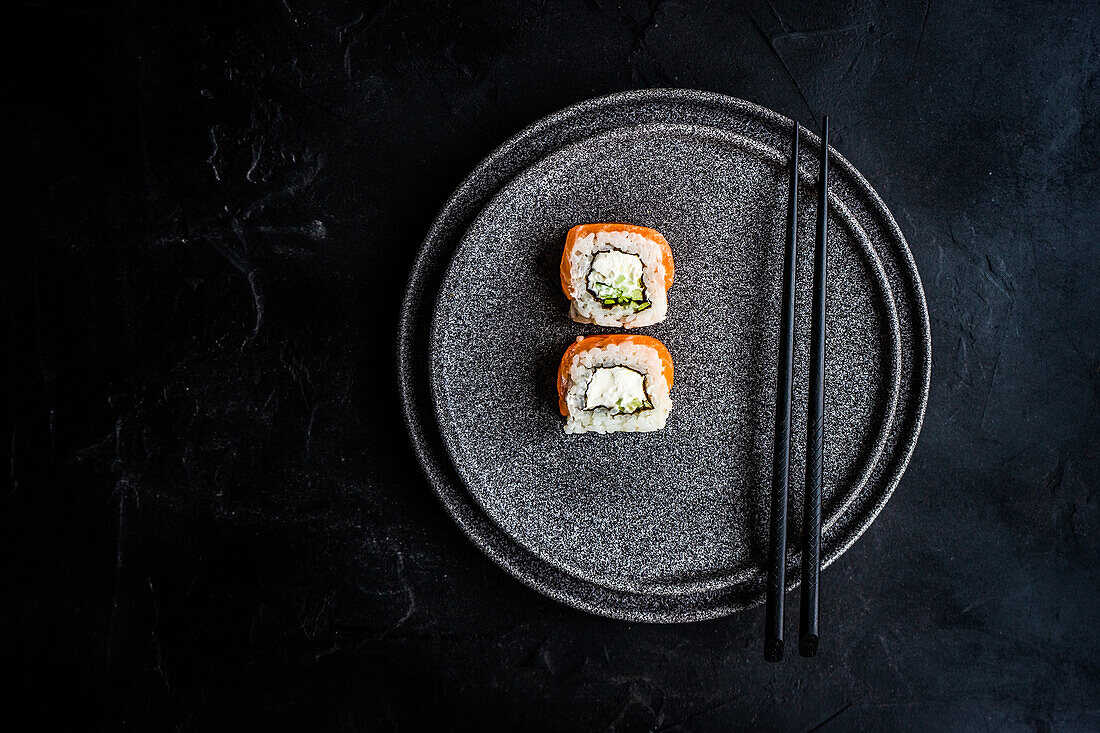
[799,634,819,658]
[765,637,784,662]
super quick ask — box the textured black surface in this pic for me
[8,0,1100,730]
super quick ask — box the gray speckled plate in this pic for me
[400,90,930,622]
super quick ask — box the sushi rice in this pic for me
[559,337,673,434]
[563,227,671,328]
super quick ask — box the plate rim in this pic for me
[397,88,931,622]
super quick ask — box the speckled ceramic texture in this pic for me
[399,90,931,622]
[432,122,900,595]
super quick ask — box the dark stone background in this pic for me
[7,0,1099,729]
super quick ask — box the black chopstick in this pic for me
[799,115,829,658]
[764,121,799,663]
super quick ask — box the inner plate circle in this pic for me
[431,123,900,595]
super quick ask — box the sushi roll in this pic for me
[557,335,674,434]
[560,223,675,328]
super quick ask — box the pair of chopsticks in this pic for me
[764,116,829,662]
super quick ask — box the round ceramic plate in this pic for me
[399,90,930,622]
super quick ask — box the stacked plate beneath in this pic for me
[399,90,930,622]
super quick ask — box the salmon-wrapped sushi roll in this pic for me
[560,223,675,328]
[557,335,674,434]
